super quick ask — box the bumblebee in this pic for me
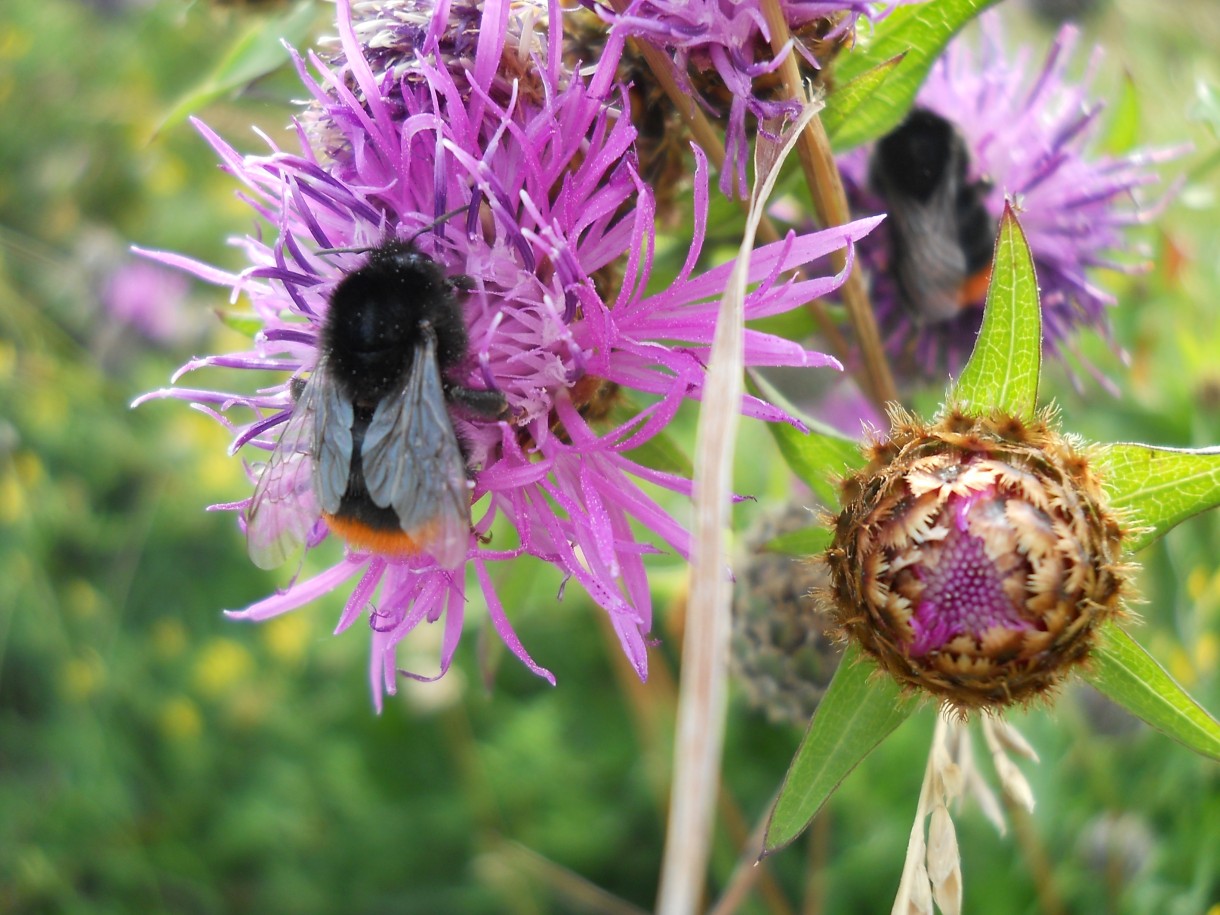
[245,237,505,571]
[869,107,995,324]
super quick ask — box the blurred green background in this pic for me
[0,0,1217,912]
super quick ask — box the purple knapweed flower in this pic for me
[305,0,565,165]
[335,0,487,81]
[103,258,195,345]
[320,0,552,103]
[138,0,879,708]
[602,0,913,198]
[840,18,1181,386]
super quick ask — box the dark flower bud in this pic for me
[826,408,1128,712]
[732,505,840,726]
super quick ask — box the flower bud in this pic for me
[826,409,1128,712]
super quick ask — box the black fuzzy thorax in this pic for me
[321,240,469,407]
[873,108,957,203]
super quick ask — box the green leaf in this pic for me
[768,421,864,508]
[1101,73,1140,155]
[764,524,832,557]
[763,645,920,854]
[1189,78,1220,142]
[1094,442,1220,552]
[822,54,906,152]
[215,310,263,338]
[746,370,866,508]
[1186,80,1220,182]
[156,1,321,134]
[951,203,1041,419]
[1083,626,1220,761]
[830,0,1004,150]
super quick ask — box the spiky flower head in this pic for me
[841,19,1181,384]
[826,408,1128,712]
[332,0,490,80]
[139,0,876,707]
[322,0,557,100]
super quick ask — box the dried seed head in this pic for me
[826,408,1128,713]
[1079,812,1155,882]
[732,505,841,725]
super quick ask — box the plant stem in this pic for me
[708,792,796,915]
[758,0,898,410]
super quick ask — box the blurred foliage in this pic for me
[0,0,1217,913]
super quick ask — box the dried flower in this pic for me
[732,504,840,725]
[826,407,1128,712]
[894,712,1039,914]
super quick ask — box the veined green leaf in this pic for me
[156,1,321,134]
[823,54,906,152]
[763,645,920,854]
[830,0,1004,150]
[1094,442,1220,552]
[764,524,832,557]
[951,203,1041,419]
[1084,625,1220,761]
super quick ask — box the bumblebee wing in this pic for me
[310,363,355,515]
[361,331,470,569]
[888,189,971,324]
[888,175,971,326]
[246,371,328,570]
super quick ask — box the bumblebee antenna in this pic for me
[407,205,470,244]
[316,205,470,256]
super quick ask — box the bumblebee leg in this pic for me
[447,384,508,419]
